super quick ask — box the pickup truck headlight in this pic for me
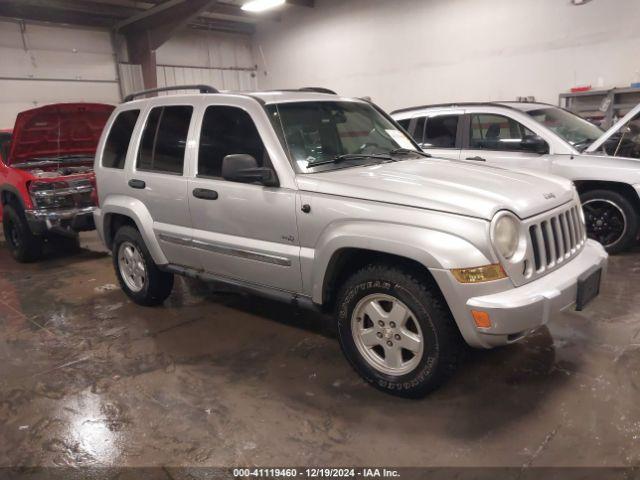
[491,212,522,260]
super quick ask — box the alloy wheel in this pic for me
[583,199,627,248]
[351,293,424,376]
[118,241,147,293]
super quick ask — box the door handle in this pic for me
[466,156,486,162]
[128,179,146,189]
[192,188,218,200]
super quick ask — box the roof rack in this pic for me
[390,100,556,115]
[123,84,219,103]
[298,87,337,95]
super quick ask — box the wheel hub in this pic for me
[583,199,627,248]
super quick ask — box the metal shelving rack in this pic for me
[559,86,640,128]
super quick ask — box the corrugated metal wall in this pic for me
[118,29,258,99]
[0,20,121,128]
[157,64,257,92]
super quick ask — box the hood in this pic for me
[7,103,114,165]
[297,158,574,220]
[586,102,640,154]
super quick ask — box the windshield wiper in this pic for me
[388,148,432,158]
[307,153,393,167]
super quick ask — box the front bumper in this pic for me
[25,206,96,236]
[467,239,607,347]
[431,239,608,349]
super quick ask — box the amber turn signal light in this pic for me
[471,310,492,329]
[450,264,507,283]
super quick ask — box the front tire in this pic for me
[581,189,638,254]
[335,264,463,398]
[2,204,43,263]
[112,225,174,306]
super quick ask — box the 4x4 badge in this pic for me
[544,193,556,200]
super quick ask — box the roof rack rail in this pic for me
[298,87,337,95]
[123,84,219,102]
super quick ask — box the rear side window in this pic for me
[424,115,459,148]
[137,106,193,174]
[198,106,267,178]
[102,110,139,169]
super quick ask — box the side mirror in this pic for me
[522,135,549,155]
[221,154,279,187]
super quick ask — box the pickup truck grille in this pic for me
[528,204,586,272]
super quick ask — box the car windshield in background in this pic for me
[526,107,604,152]
[266,101,419,173]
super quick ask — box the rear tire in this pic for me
[112,225,174,306]
[2,204,43,263]
[335,264,463,398]
[581,189,638,254]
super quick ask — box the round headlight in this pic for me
[493,214,519,259]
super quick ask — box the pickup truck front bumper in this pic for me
[432,239,608,348]
[25,206,96,237]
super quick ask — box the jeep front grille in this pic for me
[528,204,586,272]
[502,200,587,287]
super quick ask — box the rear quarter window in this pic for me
[102,110,140,169]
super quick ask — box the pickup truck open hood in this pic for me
[7,103,114,166]
[297,158,574,220]
[586,102,640,154]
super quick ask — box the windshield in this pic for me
[526,107,604,152]
[266,101,419,173]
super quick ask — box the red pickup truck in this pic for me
[0,103,114,262]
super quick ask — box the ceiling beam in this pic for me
[287,0,314,7]
[0,3,115,27]
[0,0,137,18]
[0,0,304,33]
[117,0,218,47]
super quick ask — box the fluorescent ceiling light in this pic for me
[241,0,286,12]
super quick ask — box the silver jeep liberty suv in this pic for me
[94,85,607,397]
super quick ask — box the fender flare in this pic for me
[0,184,26,210]
[99,195,168,265]
[311,221,491,304]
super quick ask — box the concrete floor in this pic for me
[0,232,639,469]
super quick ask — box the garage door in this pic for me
[0,20,120,129]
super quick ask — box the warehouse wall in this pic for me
[254,0,640,111]
[155,29,257,93]
[0,20,120,128]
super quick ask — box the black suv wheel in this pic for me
[112,225,174,306]
[581,190,638,254]
[2,204,43,262]
[335,264,463,398]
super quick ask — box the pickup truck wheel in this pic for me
[2,204,43,262]
[581,190,638,254]
[336,264,463,397]
[112,226,174,306]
